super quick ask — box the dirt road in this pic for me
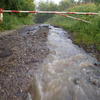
[0,25,50,100]
[0,25,100,100]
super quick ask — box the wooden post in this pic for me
[0,8,3,23]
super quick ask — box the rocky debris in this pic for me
[0,48,13,58]
[73,78,80,85]
[0,25,49,100]
[26,93,32,100]
[81,66,100,88]
[0,25,100,100]
[94,62,100,66]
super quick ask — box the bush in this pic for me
[0,0,35,31]
[0,13,35,31]
[35,1,59,23]
[47,3,100,51]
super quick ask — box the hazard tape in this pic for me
[0,8,99,23]
[57,13,91,23]
[0,9,99,15]
[0,8,3,22]
[0,8,3,13]
[3,10,37,13]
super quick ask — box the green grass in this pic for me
[47,3,100,51]
[0,13,35,31]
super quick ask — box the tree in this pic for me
[35,1,58,23]
[58,0,74,10]
[77,0,100,3]
[0,0,35,10]
[0,0,35,16]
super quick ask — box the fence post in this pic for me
[0,8,3,23]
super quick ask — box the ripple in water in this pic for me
[34,26,99,100]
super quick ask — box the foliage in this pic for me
[35,1,59,23]
[0,14,35,31]
[47,3,100,50]
[0,0,35,31]
[77,0,100,3]
[0,0,35,16]
[0,0,35,10]
[58,0,74,10]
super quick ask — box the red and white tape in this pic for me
[57,13,91,23]
[0,8,99,23]
[0,8,3,22]
[0,9,99,15]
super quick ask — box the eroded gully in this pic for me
[32,25,100,100]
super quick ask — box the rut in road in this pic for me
[33,25,100,100]
[0,25,100,100]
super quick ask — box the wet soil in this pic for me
[55,25,100,62]
[34,27,100,100]
[0,25,49,100]
[0,25,100,100]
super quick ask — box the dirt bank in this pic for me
[0,25,49,100]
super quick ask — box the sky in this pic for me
[35,0,62,4]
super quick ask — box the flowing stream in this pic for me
[33,26,99,100]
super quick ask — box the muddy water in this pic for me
[34,26,99,100]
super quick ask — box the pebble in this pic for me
[26,93,32,100]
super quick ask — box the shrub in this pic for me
[47,3,100,50]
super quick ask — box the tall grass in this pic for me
[0,13,35,31]
[47,3,100,51]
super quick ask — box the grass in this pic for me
[47,3,100,51]
[0,13,35,31]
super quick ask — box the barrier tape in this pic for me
[0,8,99,23]
[57,13,91,23]
[0,8,3,22]
[0,9,99,15]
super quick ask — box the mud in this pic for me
[0,25,49,100]
[34,26,100,100]
[0,25,100,100]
